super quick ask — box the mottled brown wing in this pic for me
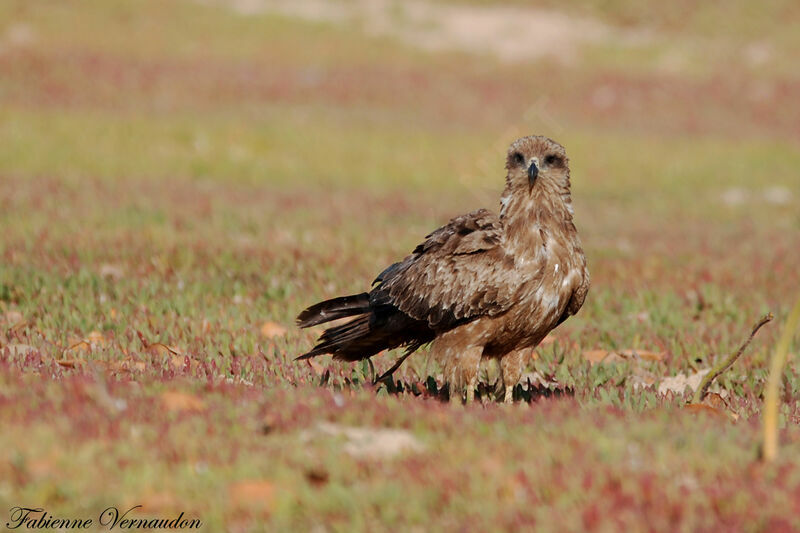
[371,209,525,329]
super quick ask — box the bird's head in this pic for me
[505,136,569,193]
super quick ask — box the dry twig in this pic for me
[692,313,773,404]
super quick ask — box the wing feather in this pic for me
[371,209,527,329]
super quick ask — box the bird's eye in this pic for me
[511,152,525,166]
[544,154,562,167]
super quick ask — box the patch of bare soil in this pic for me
[208,0,651,63]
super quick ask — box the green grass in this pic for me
[1,0,800,530]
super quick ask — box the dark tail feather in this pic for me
[296,293,370,328]
[296,315,373,361]
[297,296,434,363]
[297,313,433,362]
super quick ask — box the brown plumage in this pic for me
[297,135,589,403]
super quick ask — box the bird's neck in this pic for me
[500,182,576,247]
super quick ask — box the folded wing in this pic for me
[371,209,526,330]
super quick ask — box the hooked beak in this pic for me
[528,161,539,188]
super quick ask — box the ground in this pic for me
[1,0,800,530]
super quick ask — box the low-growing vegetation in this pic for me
[1,0,799,530]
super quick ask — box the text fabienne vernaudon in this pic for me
[6,506,202,530]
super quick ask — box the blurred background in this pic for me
[2,1,800,529]
[2,0,798,339]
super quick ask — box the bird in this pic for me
[296,135,589,403]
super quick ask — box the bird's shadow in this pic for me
[377,375,574,404]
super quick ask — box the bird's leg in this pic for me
[449,384,462,404]
[443,346,482,405]
[461,347,482,405]
[430,331,483,405]
[504,385,514,404]
[500,349,526,404]
[465,374,477,404]
[443,355,462,404]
